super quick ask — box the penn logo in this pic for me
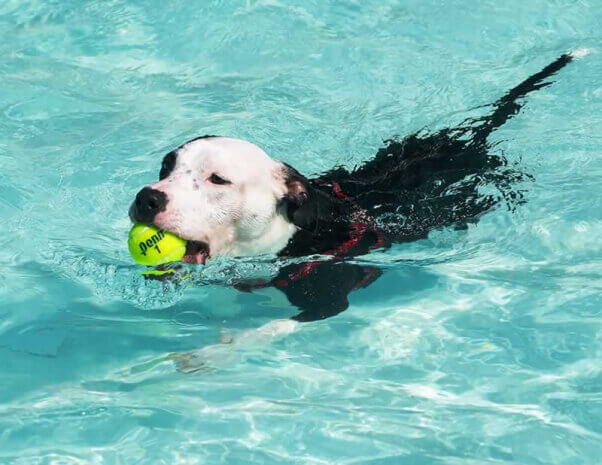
[138,229,165,256]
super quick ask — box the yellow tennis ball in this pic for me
[128,223,186,266]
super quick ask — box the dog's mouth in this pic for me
[182,240,210,265]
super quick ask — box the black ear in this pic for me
[284,165,309,205]
[280,164,317,231]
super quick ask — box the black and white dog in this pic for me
[130,51,585,323]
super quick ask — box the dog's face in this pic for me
[129,136,307,263]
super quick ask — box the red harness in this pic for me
[272,180,386,287]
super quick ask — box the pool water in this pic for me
[1,1,601,463]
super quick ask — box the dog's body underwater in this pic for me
[130,51,584,322]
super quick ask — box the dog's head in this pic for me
[129,136,312,263]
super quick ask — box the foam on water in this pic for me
[1,1,601,464]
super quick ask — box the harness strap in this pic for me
[276,180,386,285]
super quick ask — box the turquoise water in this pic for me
[1,0,601,463]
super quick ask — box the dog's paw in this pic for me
[168,351,213,374]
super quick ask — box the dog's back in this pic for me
[308,53,579,245]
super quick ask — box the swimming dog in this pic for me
[130,51,584,322]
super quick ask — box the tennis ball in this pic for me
[128,223,186,266]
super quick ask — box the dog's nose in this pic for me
[132,187,168,223]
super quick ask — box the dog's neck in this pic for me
[231,214,297,257]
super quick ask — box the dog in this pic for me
[130,51,584,323]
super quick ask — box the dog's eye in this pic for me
[209,173,231,185]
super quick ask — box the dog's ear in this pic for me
[284,170,309,206]
[279,164,316,231]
